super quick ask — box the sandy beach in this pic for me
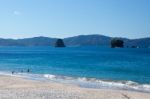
[0,75,149,99]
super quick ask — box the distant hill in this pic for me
[0,35,149,47]
[63,34,111,46]
[64,35,150,47]
[0,36,57,46]
[124,38,150,48]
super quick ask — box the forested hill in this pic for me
[0,35,149,47]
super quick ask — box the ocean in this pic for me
[0,46,150,92]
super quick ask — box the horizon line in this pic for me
[0,34,149,40]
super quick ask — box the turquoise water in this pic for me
[0,46,150,92]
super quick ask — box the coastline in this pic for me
[0,71,150,93]
[0,75,150,99]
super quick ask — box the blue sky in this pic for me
[0,0,150,39]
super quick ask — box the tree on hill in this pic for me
[55,39,66,47]
[111,39,124,48]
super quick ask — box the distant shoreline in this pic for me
[0,34,149,47]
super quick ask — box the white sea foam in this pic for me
[0,72,150,93]
[44,74,56,79]
[43,74,150,93]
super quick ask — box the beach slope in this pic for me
[0,75,150,99]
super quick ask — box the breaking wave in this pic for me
[43,74,150,93]
[0,71,150,93]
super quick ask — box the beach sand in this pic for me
[0,75,150,99]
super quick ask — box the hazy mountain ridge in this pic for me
[0,35,149,47]
[64,34,111,46]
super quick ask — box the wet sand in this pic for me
[0,75,150,99]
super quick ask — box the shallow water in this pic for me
[0,46,150,92]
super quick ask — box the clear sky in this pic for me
[0,0,150,39]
